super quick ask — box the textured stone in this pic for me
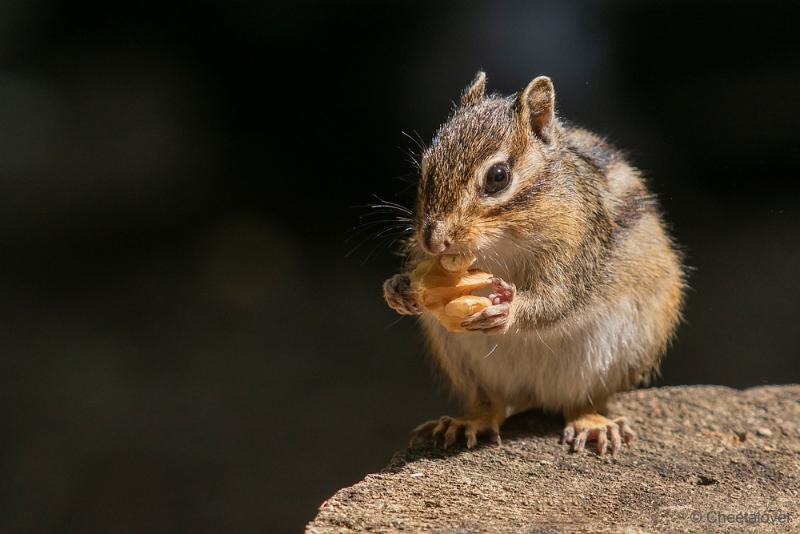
[307,386,800,533]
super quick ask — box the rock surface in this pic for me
[307,386,800,533]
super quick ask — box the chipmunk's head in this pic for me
[416,72,573,259]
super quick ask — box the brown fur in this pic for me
[414,76,684,334]
[386,72,686,452]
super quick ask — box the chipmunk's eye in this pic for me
[483,163,511,195]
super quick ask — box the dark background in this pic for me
[1,1,798,532]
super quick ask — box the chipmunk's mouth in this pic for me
[418,218,482,256]
[435,243,474,257]
[418,232,475,257]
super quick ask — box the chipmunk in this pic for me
[383,72,685,454]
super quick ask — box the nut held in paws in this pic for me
[410,254,494,332]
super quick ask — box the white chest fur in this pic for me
[421,292,653,414]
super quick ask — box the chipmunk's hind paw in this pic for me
[409,415,501,450]
[561,414,634,455]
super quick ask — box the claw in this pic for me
[409,420,438,448]
[561,425,576,444]
[609,424,622,454]
[563,413,634,455]
[572,429,589,452]
[617,417,635,443]
[465,427,478,449]
[443,424,459,449]
[432,416,450,446]
[596,429,608,455]
[408,413,502,450]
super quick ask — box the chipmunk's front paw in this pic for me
[561,413,634,455]
[461,302,510,334]
[461,277,515,334]
[383,273,421,315]
[488,276,516,305]
[409,415,501,449]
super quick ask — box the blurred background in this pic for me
[1,0,798,532]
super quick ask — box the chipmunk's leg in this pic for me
[409,400,505,449]
[561,408,635,455]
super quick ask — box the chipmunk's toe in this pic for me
[561,414,634,455]
[488,276,516,305]
[409,415,501,449]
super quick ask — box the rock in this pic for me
[306,386,800,533]
[757,427,773,437]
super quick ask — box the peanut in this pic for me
[410,254,494,332]
[444,295,493,318]
[439,253,476,273]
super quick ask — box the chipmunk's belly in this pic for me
[424,297,650,413]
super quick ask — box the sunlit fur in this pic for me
[404,74,685,419]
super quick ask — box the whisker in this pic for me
[345,227,412,257]
[536,330,556,356]
[401,130,426,153]
[345,223,409,242]
[374,225,413,239]
[347,218,409,232]
[370,195,413,214]
[361,235,404,265]
[346,192,415,263]
[392,172,418,185]
[384,315,406,330]
[357,211,412,221]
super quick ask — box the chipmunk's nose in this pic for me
[421,220,451,254]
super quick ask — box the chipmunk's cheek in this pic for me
[463,231,491,254]
[445,225,477,252]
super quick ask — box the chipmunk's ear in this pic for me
[460,71,486,107]
[517,76,555,143]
